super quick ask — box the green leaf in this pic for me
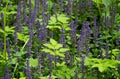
[111,49,120,56]
[6,11,17,15]
[92,0,103,4]
[14,51,26,57]
[29,58,38,67]
[41,48,55,55]
[17,33,29,42]
[5,26,15,33]
[59,48,69,53]
[57,14,69,24]
[92,64,105,72]
[19,77,26,79]
[54,44,62,49]
[0,29,4,33]
[50,38,57,46]
[56,51,65,57]
[43,43,54,49]
[102,0,111,7]
[8,58,17,65]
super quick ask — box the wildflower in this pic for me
[81,56,85,79]
[23,1,27,24]
[16,1,22,31]
[60,28,66,47]
[26,59,32,79]
[93,17,98,42]
[4,67,10,79]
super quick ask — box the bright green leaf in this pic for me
[43,43,54,49]
[50,38,57,46]
[59,48,69,53]
[30,58,38,67]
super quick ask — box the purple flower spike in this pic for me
[60,28,66,47]
[81,56,85,79]
[23,1,27,24]
[26,59,32,79]
[16,1,22,32]
[93,17,98,42]
[4,67,10,79]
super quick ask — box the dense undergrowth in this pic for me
[0,0,120,79]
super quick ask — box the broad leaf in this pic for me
[30,58,38,67]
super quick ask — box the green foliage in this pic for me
[53,62,76,79]
[29,58,38,67]
[47,14,70,31]
[17,33,29,43]
[85,57,120,72]
[42,38,69,57]
[0,26,15,36]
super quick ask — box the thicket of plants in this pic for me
[0,0,120,79]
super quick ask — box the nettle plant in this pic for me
[41,38,70,78]
[47,13,70,31]
[42,38,69,59]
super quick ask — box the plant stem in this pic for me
[3,1,8,61]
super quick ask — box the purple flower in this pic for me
[93,17,98,42]
[67,0,73,15]
[42,0,48,12]
[48,54,53,72]
[64,52,69,65]
[37,55,42,75]
[14,32,18,52]
[4,67,10,79]
[81,56,85,79]
[70,20,78,46]
[16,1,22,31]
[23,1,27,24]
[77,22,91,56]
[26,59,32,79]
[85,22,91,56]
[74,71,78,79]
[60,28,66,47]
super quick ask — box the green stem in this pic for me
[12,63,18,79]
[3,1,8,61]
[21,38,29,51]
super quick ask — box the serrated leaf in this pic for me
[41,48,55,55]
[54,44,62,49]
[5,26,15,33]
[50,38,57,46]
[43,43,54,49]
[56,51,65,57]
[30,58,38,67]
